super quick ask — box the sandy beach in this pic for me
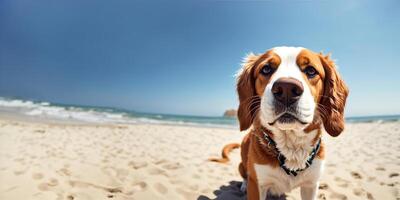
[0,117,399,200]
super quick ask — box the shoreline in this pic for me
[0,111,238,130]
[1,97,400,130]
[1,110,398,131]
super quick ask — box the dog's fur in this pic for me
[210,47,349,200]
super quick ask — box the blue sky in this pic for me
[0,0,399,116]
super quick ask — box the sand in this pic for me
[0,118,399,200]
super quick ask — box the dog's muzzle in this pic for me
[272,77,304,123]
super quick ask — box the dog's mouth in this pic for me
[268,112,308,126]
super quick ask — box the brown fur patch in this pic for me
[296,49,325,104]
[318,53,349,136]
[237,51,281,131]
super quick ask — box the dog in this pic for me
[210,46,349,200]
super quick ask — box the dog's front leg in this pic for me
[300,184,318,200]
[258,185,268,200]
[247,178,267,200]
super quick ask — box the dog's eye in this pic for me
[304,66,318,78]
[261,64,274,76]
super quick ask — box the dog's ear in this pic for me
[318,53,349,137]
[236,53,259,131]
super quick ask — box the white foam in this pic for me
[0,97,238,128]
[0,99,38,108]
[0,98,130,123]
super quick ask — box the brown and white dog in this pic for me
[210,46,349,200]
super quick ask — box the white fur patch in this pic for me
[274,129,319,170]
[260,46,316,130]
[254,159,324,197]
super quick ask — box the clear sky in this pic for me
[0,0,399,116]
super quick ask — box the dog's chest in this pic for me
[253,159,323,195]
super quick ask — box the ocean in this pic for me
[0,97,398,128]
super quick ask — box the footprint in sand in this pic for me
[318,183,329,190]
[32,173,44,180]
[327,169,336,174]
[38,179,58,192]
[48,178,59,186]
[57,167,72,176]
[329,192,347,200]
[34,129,46,133]
[350,171,363,179]
[169,178,184,185]
[318,193,327,200]
[147,166,168,177]
[13,170,26,175]
[154,183,168,194]
[107,187,122,193]
[375,167,385,171]
[161,162,183,170]
[153,159,167,165]
[334,177,349,188]
[176,188,196,199]
[192,173,201,179]
[189,184,199,191]
[200,188,213,194]
[69,180,125,196]
[366,192,374,200]
[13,158,25,163]
[387,182,398,187]
[128,161,148,169]
[326,163,336,167]
[389,172,399,178]
[352,188,366,196]
[131,181,147,192]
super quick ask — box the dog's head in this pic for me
[236,47,349,137]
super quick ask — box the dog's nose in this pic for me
[272,77,304,105]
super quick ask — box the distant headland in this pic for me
[223,109,237,118]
